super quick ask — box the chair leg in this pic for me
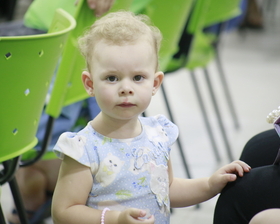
[0,157,22,224]
[37,116,55,159]
[1,0,18,21]
[211,22,240,131]
[0,202,7,224]
[215,49,240,130]
[20,116,55,167]
[203,68,234,161]
[160,83,192,179]
[1,158,20,185]
[9,177,30,224]
[189,71,221,163]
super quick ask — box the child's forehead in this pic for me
[93,37,154,54]
[88,35,159,71]
[99,33,153,46]
[89,38,158,71]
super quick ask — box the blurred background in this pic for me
[1,0,280,223]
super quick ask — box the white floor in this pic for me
[1,1,280,224]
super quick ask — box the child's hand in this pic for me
[209,160,251,195]
[118,208,155,224]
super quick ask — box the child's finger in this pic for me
[145,215,155,223]
[233,160,251,170]
[222,162,246,177]
[226,173,238,182]
[130,208,146,219]
[232,160,251,175]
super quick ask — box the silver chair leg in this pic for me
[203,68,234,161]
[190,71,221,162]
[161,82,192,179]
[215,49,240,130]
[9,177,30,224]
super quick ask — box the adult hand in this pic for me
[75,0,115,17]
[87,0,115,17]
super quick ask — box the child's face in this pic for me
[82,38,163,121]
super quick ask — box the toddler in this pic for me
[52,11,251,224]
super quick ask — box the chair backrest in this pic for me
[143,0,194,71]
[187,0,210,34]
[163,0,210,71]
[187,0,241,34]
[0,9,76,162]
[46,0,133,118]
[185,0,242,69]
[203,0,241,28]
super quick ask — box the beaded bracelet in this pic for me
[101,207,110,224]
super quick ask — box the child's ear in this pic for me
[82,71,94,96]
[152,71,164,96]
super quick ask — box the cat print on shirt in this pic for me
[95,153,124,187]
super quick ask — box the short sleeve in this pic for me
[154,114,179,148]
[53,132,91,167]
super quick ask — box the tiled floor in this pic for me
[1,1,280,224]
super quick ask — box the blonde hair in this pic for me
[78,11,162,72]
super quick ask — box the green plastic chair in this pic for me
[0,9,76,224]
[142,0,194,72]
[165,0,241,70]
[188,0,241,129]
[203,0,241,132]
[166,0,242,162]
[204,0,241,28]
[188,0,241,162]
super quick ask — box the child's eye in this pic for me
[106,76,118,82]
[133,75,144,82]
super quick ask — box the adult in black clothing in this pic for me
[213,129,280,224]
[240,129,280,168]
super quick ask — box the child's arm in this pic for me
[169,159,251,207]
[52,155,155,224]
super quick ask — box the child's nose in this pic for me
[120,88,133,95]
[119,81,134,95]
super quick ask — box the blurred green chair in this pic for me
[188,0,241,162]
[203,0,241,132]
[0,9,76,224]
[145,0,222,164]
[164,0,242,162]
